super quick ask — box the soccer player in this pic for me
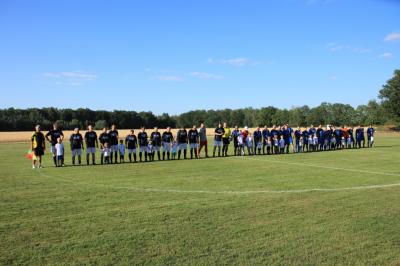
[150,127,162,161]
[198,123,208,158]
[334,126,343,149]
[45,123,64,166]
[213,123,225,157]
[302,127,309,152]
[316,125,324,151]
[367,125,375,147]
[118,139,125,163]
[355,126,363,148]
[161,127,173,160]
[253,127,262,155]
[360,126,366,148]
[348,127,355,148]
[188,125,199,159]
[70,128,84,165]
[262,126,270,155]
[31,125,46,169]
[98,127,110,164]
[109,124,119,163]
[55,137,64,167]
[137,127,148,162]
[222,122,231,157]
[231,126,240,156]
[294,127,302,153]
[84,125,98,165]
[177,126,188,159]
[125,130,138,162]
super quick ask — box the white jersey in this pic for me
[237,135,244,145]
[118,144,125,155]
[104,147,110,157]
[55,143,64,156]
[313,137,318,145]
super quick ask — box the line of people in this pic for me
[29,122,375,168]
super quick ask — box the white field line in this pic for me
[232,155,400,177]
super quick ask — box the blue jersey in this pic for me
[367,127,374,137]
[294,130,301,139]
[309,127,316,136]
[253,130,262,142]
[232,129,240,142]
[271,129,278,138]
[302,130,309,144]
[334,129,343,139]
[262,129,270,140]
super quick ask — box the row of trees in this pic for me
[0,100,389,131]
[1,69,399,131]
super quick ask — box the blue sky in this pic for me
[0,0,399,114]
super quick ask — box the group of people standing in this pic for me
[29,122,375,168]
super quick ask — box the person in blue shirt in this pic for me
[367,125,375,148]
[334,127,343,149]
[302,127,309,152]
[360,126,366,148]
[316,125,324,151]
[284,124,294,153]
[308,125,316,137]
[348,127,355,148]
[253,127,263,155]
[262,126,270,155]
[294,127,302,153]
[231,126,241,156]
[355,126,363,148]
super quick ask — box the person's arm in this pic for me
[70,135,73,150]
[81,136,84,150]
[31,134,34,150]
[95,134,99,148]
[60,131,64,141]
[45,131,51,143]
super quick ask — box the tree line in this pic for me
[1,69,399,131]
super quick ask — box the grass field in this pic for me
[1,134,400,265]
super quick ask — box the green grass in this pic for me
[1,135,400,265]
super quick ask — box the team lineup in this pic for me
[29,122,376,168]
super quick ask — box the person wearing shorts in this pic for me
[45,123,64,166]
[161,127,173,160]
[31,125,46,169]
[137,127,148,162]
[125,130,138,163]
[70,128,84,165]
[150,127,162,161]
[84,125,98,165]
[253,127,262,155]
[188,125,199,159]
[213,123,225,157]
[109,124,119,164]
[221,122,231,157]
[177,126,188,160]
[367,125,375,147]
[262,126,270,155]
[231,126,240,156]
[98,128,111,164]
[198,123,208,158]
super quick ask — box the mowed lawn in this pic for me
[1,135,400,265]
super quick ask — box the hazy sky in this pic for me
[0,0,399,114]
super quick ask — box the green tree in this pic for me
[379,69,400,123]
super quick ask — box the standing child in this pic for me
[237,132,245,156]
[55,137,64,167]
[118,139,125,163]
[147,140,154,161]
[347,135,352,148]
[298,137,303,153]
[246,132,253,155]
[266,137,272,155]
[308,134,314,152]
[171,140,178,160]
[273,136,279,154]
[279,136,285,154]
[313,135,319,152]
[103,143,110,164]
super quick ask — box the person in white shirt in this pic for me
[279,136,285,154]
[54,137,64,167]
[313,135,319,151]
[237,133,245,156]
[103,143,110,164]
[118,139,125,163]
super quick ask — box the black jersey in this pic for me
[45,129,64,145]
[188,129,199,143]
[177,129,188,144]
[70,133,83,149]
[84,131,98,148]
[150,132,162,146]
[137,132,148,146]
[214,127,225,141]
[109,130,119,145]
[162,131,173,143]
[99,132,111,145]
[125,135,137,149]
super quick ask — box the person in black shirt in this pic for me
[125,129,138,163]
[109,124,119,164]
[188,125,199,159]
[253,127,262,155]
[98,127,110,164]
[70,128,84,165]
[45,123,64,166]
[213,123,225,157]
[177,126,188,160]
[162,127,173,160]
[137,127,148,162]
[150,127,162,161]
[84,125,98,165]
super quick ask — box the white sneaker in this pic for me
[32,165,36,169]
